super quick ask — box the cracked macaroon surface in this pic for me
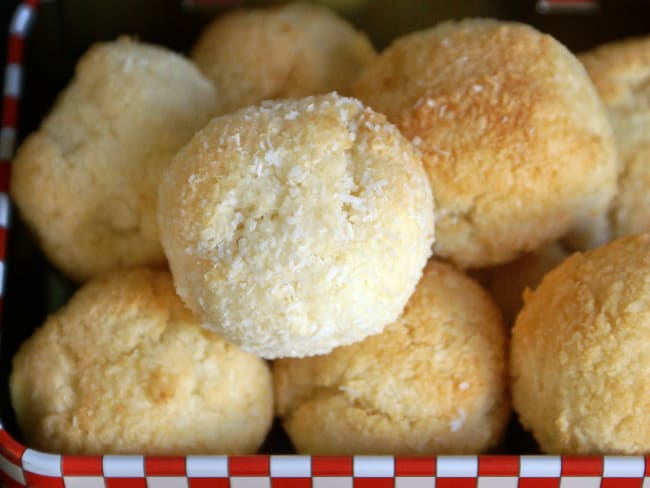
[10,268,273,455]
[158,93,434,359]
[352,19,617,268]
[273,260,510,455]
[580,36,650,239]
[10,38,217,281]
[191,2,377,114]
[511,233,650,454]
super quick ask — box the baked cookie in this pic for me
[192,2,376,113]
[352,19,617,267]
[512,233,650,454]
[10,38,217,281]
[580,36,650,239]
[274,260,510,454]
[10,268,273,455]
[158,93,434,358]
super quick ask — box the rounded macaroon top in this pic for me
[191,2,376,113]
[580,36,650,239]
[511,233,650,454]
[10,268,273,455]
[352,18,617,267]
[158,92,434,359]
[579,35,650,109]
[274,260,510,455]
[10,37,217,281]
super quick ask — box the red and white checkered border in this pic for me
[0,1,648,487]
[3,452,650,487]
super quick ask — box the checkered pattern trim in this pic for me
[4,455,650,487]
[0,0,39,264]
[0,2,39,486]
[0,1,649,487]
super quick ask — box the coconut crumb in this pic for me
[450,409,466,432]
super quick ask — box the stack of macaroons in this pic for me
[8,3,644,457]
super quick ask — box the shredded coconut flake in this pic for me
[264,148,283,167]
[450,409,466,432]
[340,193,364,208]
[339,385,360,397]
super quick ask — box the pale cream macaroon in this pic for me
[580,36,650,239]
[10,38,217,281]
[274,260,510,455]
[511,233,650,454]
[158,93,434,359]
[352,18,618,268]
[476,242,570,325]
[10,268,273,455]
[191,2,376,113]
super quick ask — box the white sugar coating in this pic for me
[158,93,434,358]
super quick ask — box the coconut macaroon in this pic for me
[352,19,617,268]
[191,2,376,113]
[477,242,569,325]
[580,36,650,239]
[10,38,217,281]
[511,233,650,454]
[158,93,434,359]
[274,260,510,455]
[10,268,273,455]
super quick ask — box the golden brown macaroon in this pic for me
[158,93,434,359]
[476,242,570,325]
[274,260,510,455]
[352,18,618,268]
[191,2,376,113]
[511,233,650,454]
[580,36,650,239]
[10,268,273,455]
[10,38,217,281]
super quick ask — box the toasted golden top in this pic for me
[512,233,650,454]
[353,19,617,267]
